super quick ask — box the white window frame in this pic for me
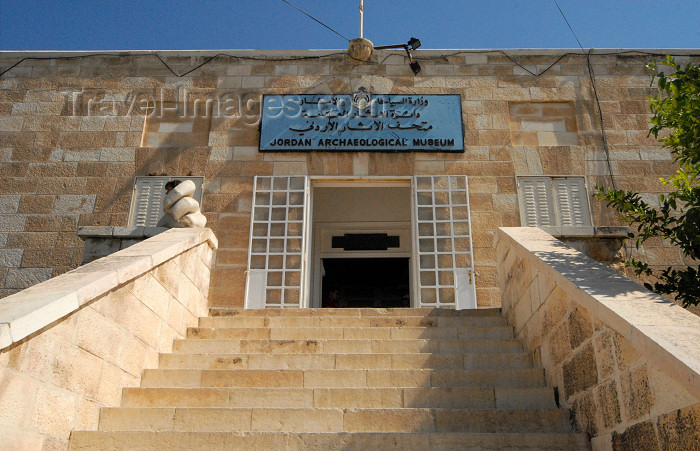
[413,175,477,310]
[516,176,594,236]
[245,176,310,309]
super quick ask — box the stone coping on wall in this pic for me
[0,228,217,350]
[77,226,169,239]
[542,225,630,238]
[496,227,700,401]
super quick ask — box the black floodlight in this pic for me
[407,37,421,51]
[410,61,422,75]
[374,37,423,76]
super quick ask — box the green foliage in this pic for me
[597,56,700,307]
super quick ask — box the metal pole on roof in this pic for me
[359,0,364,38]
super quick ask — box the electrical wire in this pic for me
[2,49,698,79]
[551,0,616,191]
[159,52,348,77]
[280,0,350,42]
[586,49,616,191]
[0,51,348,78]
[552,0,585,52]
[0,58,26,77]
[549,1,628,265]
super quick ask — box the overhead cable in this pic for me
[552,0,585,52]
[280,0,350,42]
[551,0,616,190]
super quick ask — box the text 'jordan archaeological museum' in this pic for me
[1,6,699,451]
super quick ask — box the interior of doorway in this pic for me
[321,257,410,308]
[311,179,413,308]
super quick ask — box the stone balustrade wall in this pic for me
[0,228,217,450]
[496,227,699,451]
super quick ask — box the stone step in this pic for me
[208,307,503,318]
[69,431,590,450]
[138,368,545,389]
[122,387,555,409]
[199,315,507,329]
[187,326,515,341]
[171,338,524,354]
[158,352,535,370]
[68,306,587,450]
[97,407,572,434]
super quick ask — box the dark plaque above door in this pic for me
[332,233,400,251]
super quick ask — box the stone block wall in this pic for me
[508,102,579,146]
[76,226,169,263]
[0,49,698,307]
[0,228,217,450]
[496,227,700,450]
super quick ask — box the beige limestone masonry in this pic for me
[509,102,580,146]
[0,49,698,308]
[496,227,700,451]
[141,101,212,148]
[0,228,217,450]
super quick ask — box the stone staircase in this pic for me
[68,308,590,450]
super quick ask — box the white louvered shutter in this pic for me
[552,178,591,227]
[129,176,205,227]
[518,177,555,227]
[131,177,168,227]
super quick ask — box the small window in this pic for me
[128,176,204,227]
[516,176,593,236]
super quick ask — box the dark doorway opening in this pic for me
[321,258,410,308]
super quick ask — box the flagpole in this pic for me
[359,0,364,38]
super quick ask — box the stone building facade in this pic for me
[0,48,698,309]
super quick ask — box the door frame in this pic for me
[307,176,416,308]
[244,175,477,309]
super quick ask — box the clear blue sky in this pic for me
[1,1,698,51]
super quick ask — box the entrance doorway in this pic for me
[244,175,477,310]
[311,181,413,308]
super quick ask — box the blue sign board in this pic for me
[259,94,464,152]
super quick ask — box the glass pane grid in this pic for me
[414,175,472,308]
[249,176,307,309]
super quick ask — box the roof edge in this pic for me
[1,48,699,59]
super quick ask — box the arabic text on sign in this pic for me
[260,94,464,152]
